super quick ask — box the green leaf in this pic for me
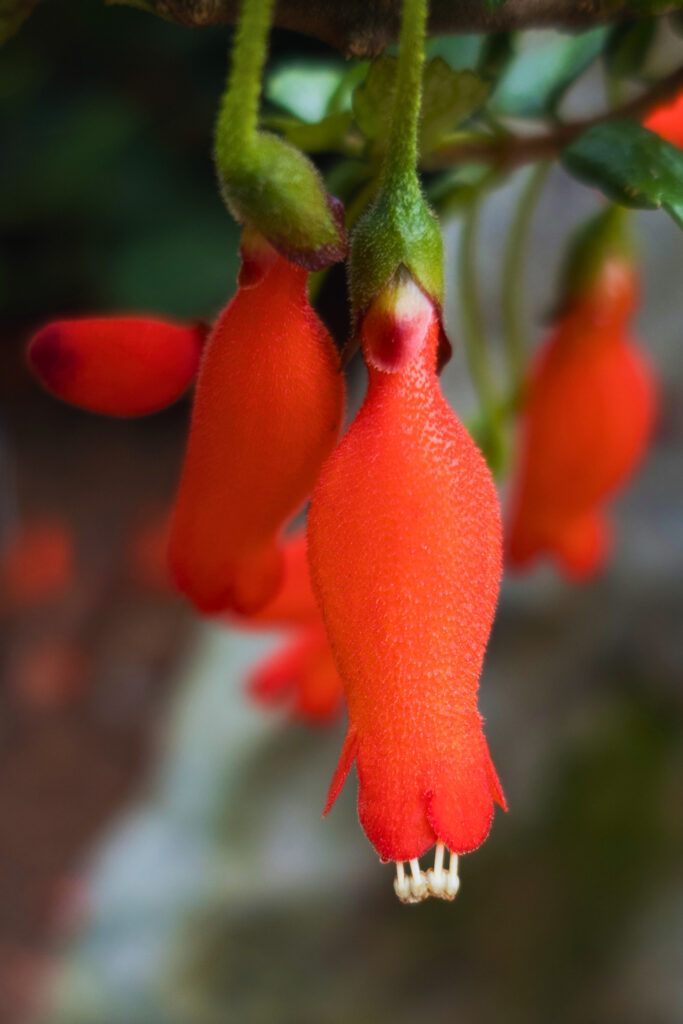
[605,19,656,80]
[420,59,490,152]
[0,0,39,45]
[263,111,353,154]
[352,54,396,153]
[491,27,608,117]
[353,55,488,161]
[485,0,508,9]
[562,120,683,228]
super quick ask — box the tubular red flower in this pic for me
[644,89,683,148]
[27,317,204,417]
[169,232,345,615]
[307,274,505,900]
[507,259,656,580]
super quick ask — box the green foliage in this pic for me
[353,55,488,165]
[605,18,656,79]
[563,120,683,229]
[485,0,508,10]
[491,27,608,116]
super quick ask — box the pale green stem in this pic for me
[458,197,504,471]
[216,0,275,154]
[501,162,550,407]
[383,0,428,193]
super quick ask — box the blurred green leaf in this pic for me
[264,111,353,154]
[352,54,396,152]
[491,27,608,117]
[353,55,488,162]
[0,0,39,45]
[563,120,683,228]
[485,0,508,9]
[605,19,656,79]
[421,59,490,152]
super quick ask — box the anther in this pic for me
[409,858,428,902]
[393,861,412,903]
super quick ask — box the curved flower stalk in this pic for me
[308,274,506,903]
[507,255,656,580]
[644,89,683,148]
[169,231,345,615]
[27,317,205,417]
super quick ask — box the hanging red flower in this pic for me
[308,272,506,903]
[27,317,205,417]
[169,231,345,615]
[507,257,656,579]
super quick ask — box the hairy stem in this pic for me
[216,0,274,153]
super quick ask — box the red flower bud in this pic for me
[308,275,505,902]
[507,259,656,579]
[27,318,204,417]
[644,89,683,148]
[169,233,345,615]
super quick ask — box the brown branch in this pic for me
[120,0,683,57]
[424,63,683,171]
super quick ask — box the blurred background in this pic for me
[1,2,682,1022]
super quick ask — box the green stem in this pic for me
[458,197,504,471]
[384,0,427,193]
[501,162,550,407]
[216,0,275,154]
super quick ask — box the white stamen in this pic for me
[446,852,460,900]
[409,858,428,902]
[393,861,411,903]
[392,846,462,904]
[426,840,447,897]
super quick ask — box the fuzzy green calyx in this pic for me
[216,131,346,270]
[214,0,346,270]
[349,177,443,322]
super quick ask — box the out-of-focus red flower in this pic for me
[308,273,505,902]
[1,520,73,608]
[231,530,344,725]
[644,89,683,148]
[248,626,343,724]
[507,258,656,580]
[27,317,205,417]
[127,509,174,592]
[9,637,90,711]
[169,230,345,615]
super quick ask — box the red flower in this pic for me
[235,531,343,725]
[507,258,656,579]
[27,317,204,417]
[308,273,505,902]
[644,89,683,148]
[1,519,73,609]
[169,231,345,615]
